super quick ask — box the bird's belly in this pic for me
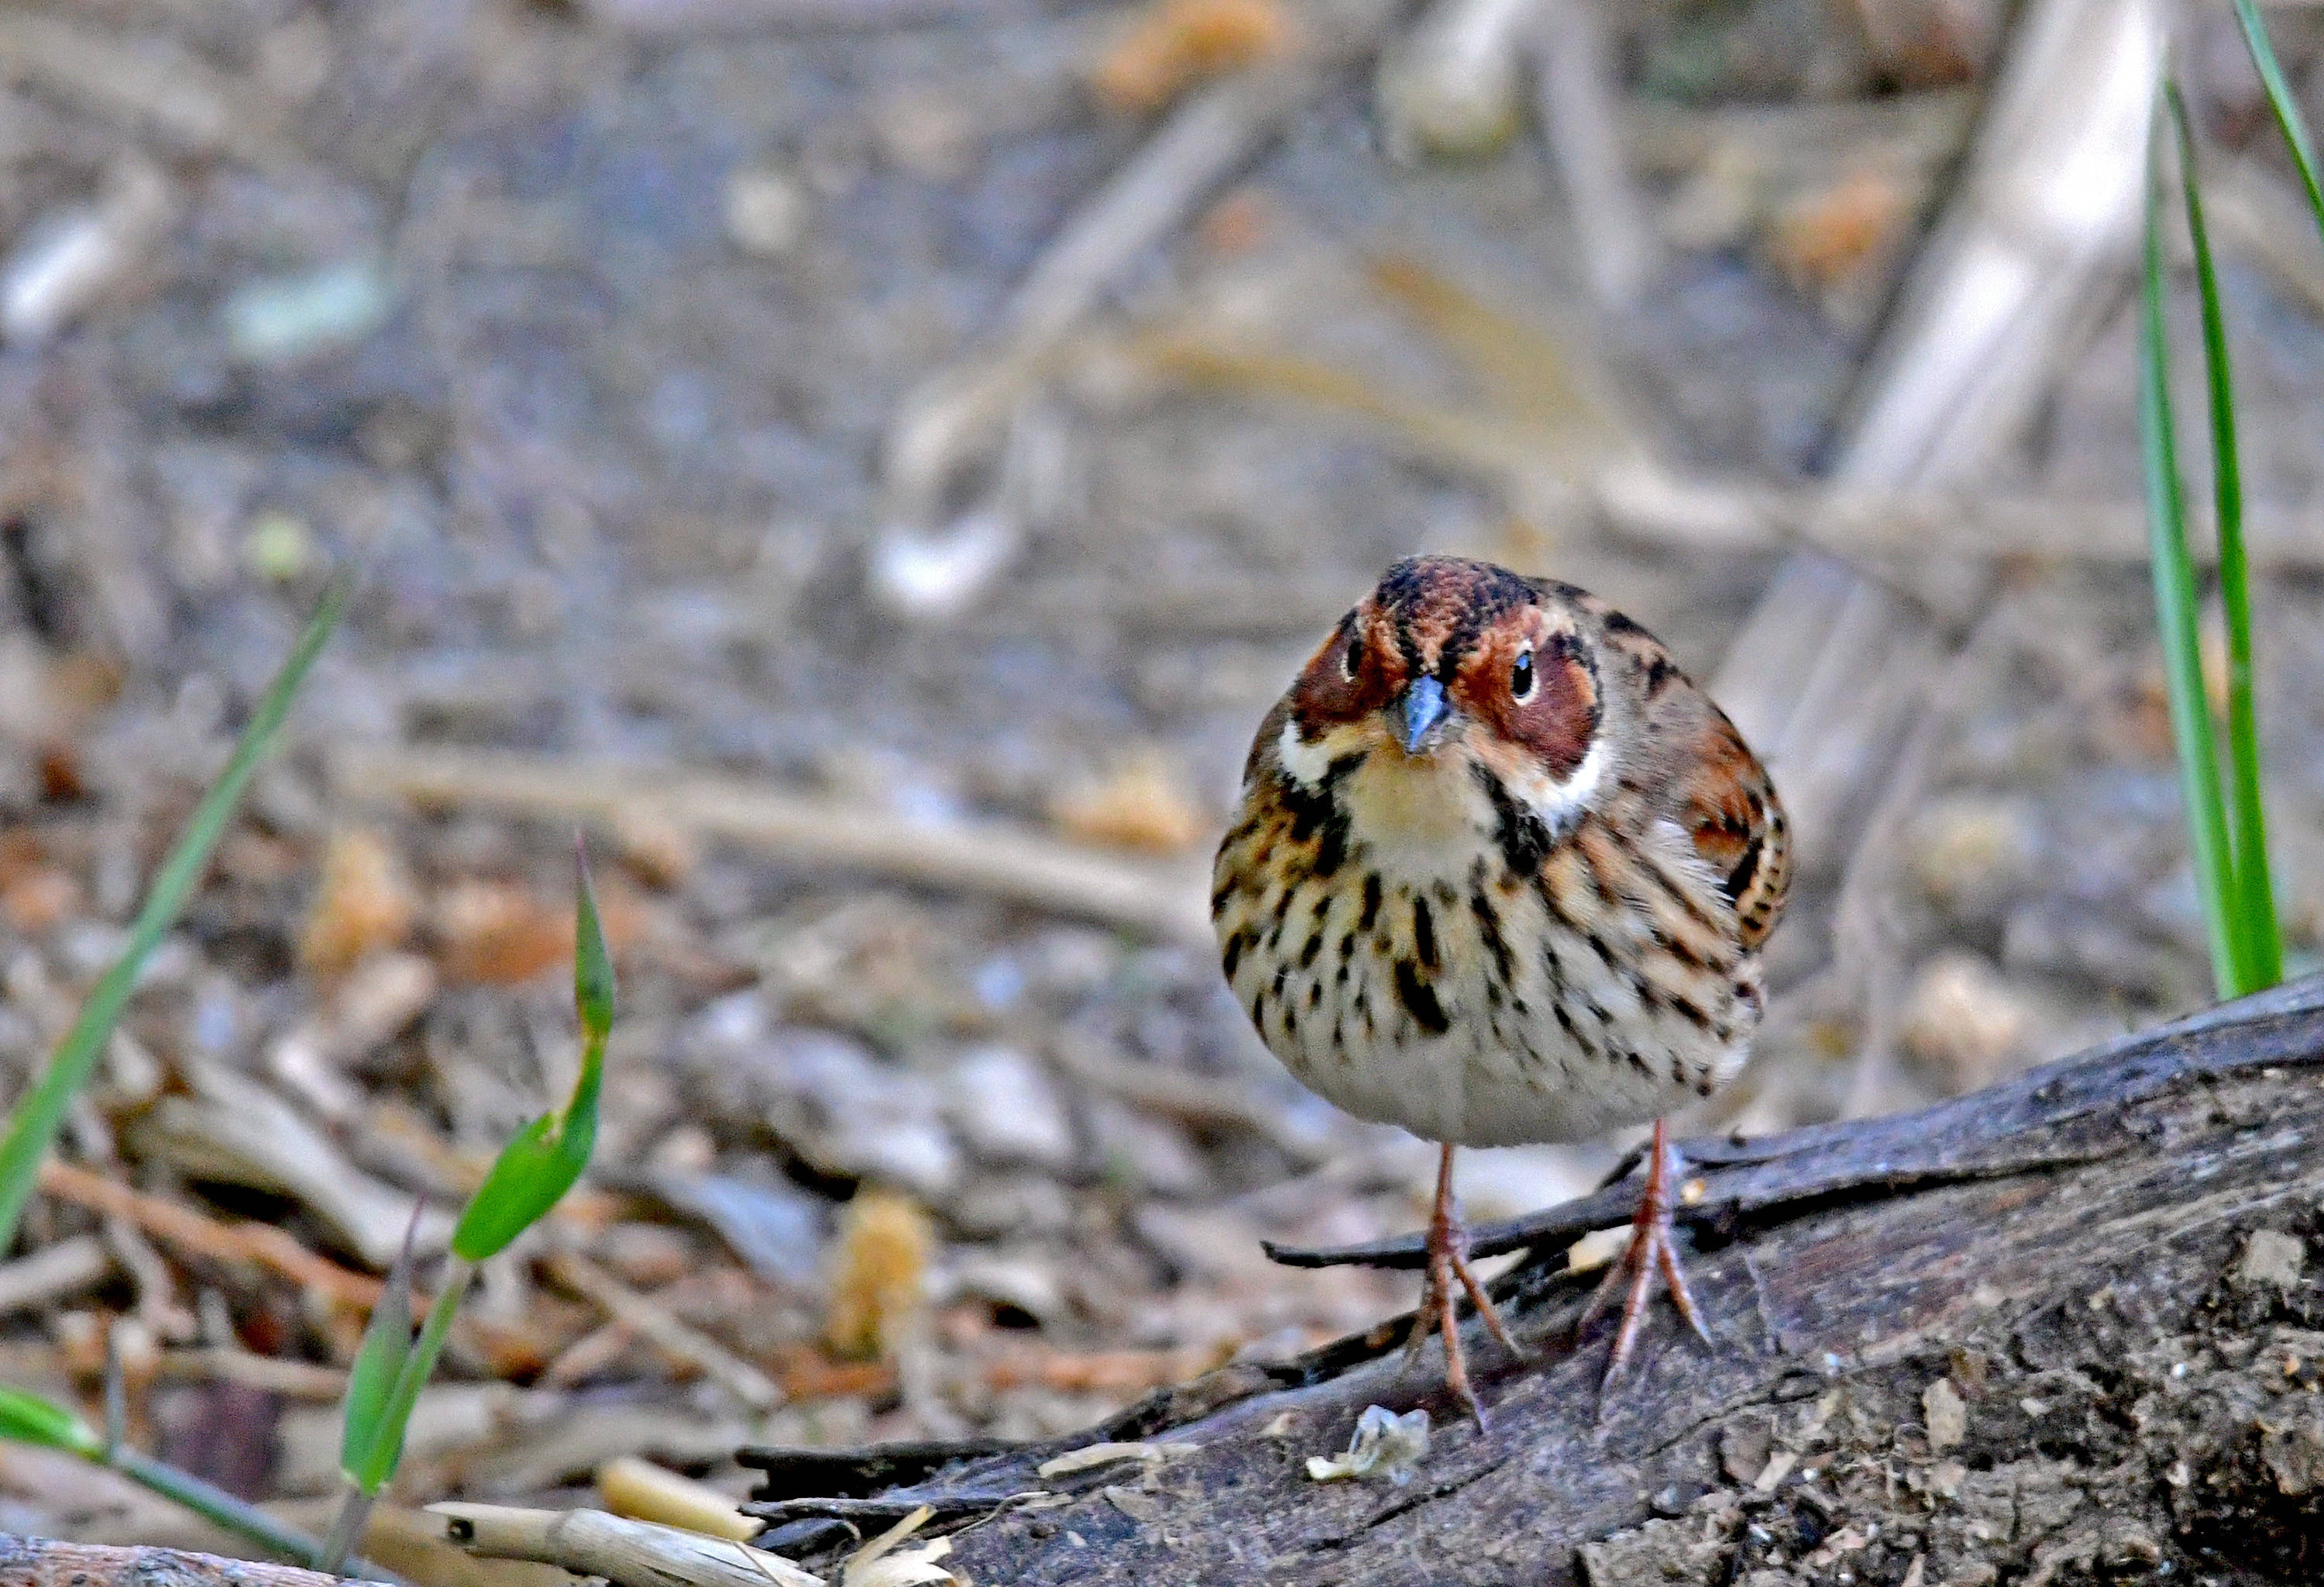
[1219,837,1758,1148]
[1286,1012,1696,1147]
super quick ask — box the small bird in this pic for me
[1212,555,1789,1423]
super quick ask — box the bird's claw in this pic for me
[1576,1117,1713,1401]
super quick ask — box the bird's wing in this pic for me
[1672,710,1789,952]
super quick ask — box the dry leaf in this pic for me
[1768,166,1909,292]
[435,878,570,985]
[1049,750,1205,853]
[844,1506,955,1587]
[823,1189,932,1361]
[1092,0,1294,114]
[0,860,78,933]
[301,826,418,974]
[847,1537,953,1587]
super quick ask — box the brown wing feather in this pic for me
[1561,585,1791,953]
[1676,711,1789,952]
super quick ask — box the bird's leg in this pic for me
[1576,1117,1709,1390]
[1402,1142,1521,1428]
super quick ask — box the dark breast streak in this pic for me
[1216,723,1762,1143]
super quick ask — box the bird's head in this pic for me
[1277,556,1605,817]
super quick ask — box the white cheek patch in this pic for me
[1276,718,1340,790]
[1504,734,1611,837]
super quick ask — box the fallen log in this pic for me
[0,1538,356,1587]
[743,976,2324,1586]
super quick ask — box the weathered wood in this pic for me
[426,1504,820,1587]
[0,1537,356,1587]
[744,976,2324,1585]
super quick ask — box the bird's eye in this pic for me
[1511,649,1536,701]
[1342,635,1363,680]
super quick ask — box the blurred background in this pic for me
[0,0,2321,1545]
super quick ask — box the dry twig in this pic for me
[875,0,1397,569]
[430,1503,823,1587]
[544,1251,783,1413]
[1529,0,1658,306]
[155,1347,349,1402]
[330,745,1209,945]
[1712,0,2164,886]
[37,1159,383,1312]
[0,1232,112,1317]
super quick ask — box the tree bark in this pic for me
[744,976,2324,1587]
[0,1537,348,1587]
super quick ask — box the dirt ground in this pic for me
[0,0,2320,1566]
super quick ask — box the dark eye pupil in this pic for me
[1344,637,1363,677]
[1513,654,1534,695]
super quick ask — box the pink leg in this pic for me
[1404,1141,1522,1428]
[1575,1118,1710,1390]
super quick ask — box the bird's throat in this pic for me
[1338,745,1490,880]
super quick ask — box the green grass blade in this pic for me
[0,571,350,1250]
[2168,84,2282,993]
[574,840,614,1045]
[0,1385,101,1457]
[450,852,608,1263]
[338,1205,421,1479]
[2139,88,2245,1001]
[2233,0,2324,245]
[0,1387,388,1576]
[351,1264,466,1492]
[112,1446,346,1570]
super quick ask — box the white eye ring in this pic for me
[1342,635,1363,681]
[1511,649,1536,702]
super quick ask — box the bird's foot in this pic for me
[1401,1143,1522,1430]
[1575,1117,1710,1398]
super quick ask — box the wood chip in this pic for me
[1035,1441,1196,1479]
[0,1233,112,1317]
[1103,1485,1165,1523]
[597,1454,758,1543]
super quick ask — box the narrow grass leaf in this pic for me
[351,1267,466,1492]
[2139,87,2245,1000]
[2232,0,2324,244]
[449,853,609,1263]
[0,1386,101,1457]
[2168,84,2282,993]
[112,1446,342,1569]
[575,840,614,1045]
[0,572,349,1248]
[0,1388,355,1568]
[338,1203,421,1480]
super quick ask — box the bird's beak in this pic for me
[1397,675,1449,756]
